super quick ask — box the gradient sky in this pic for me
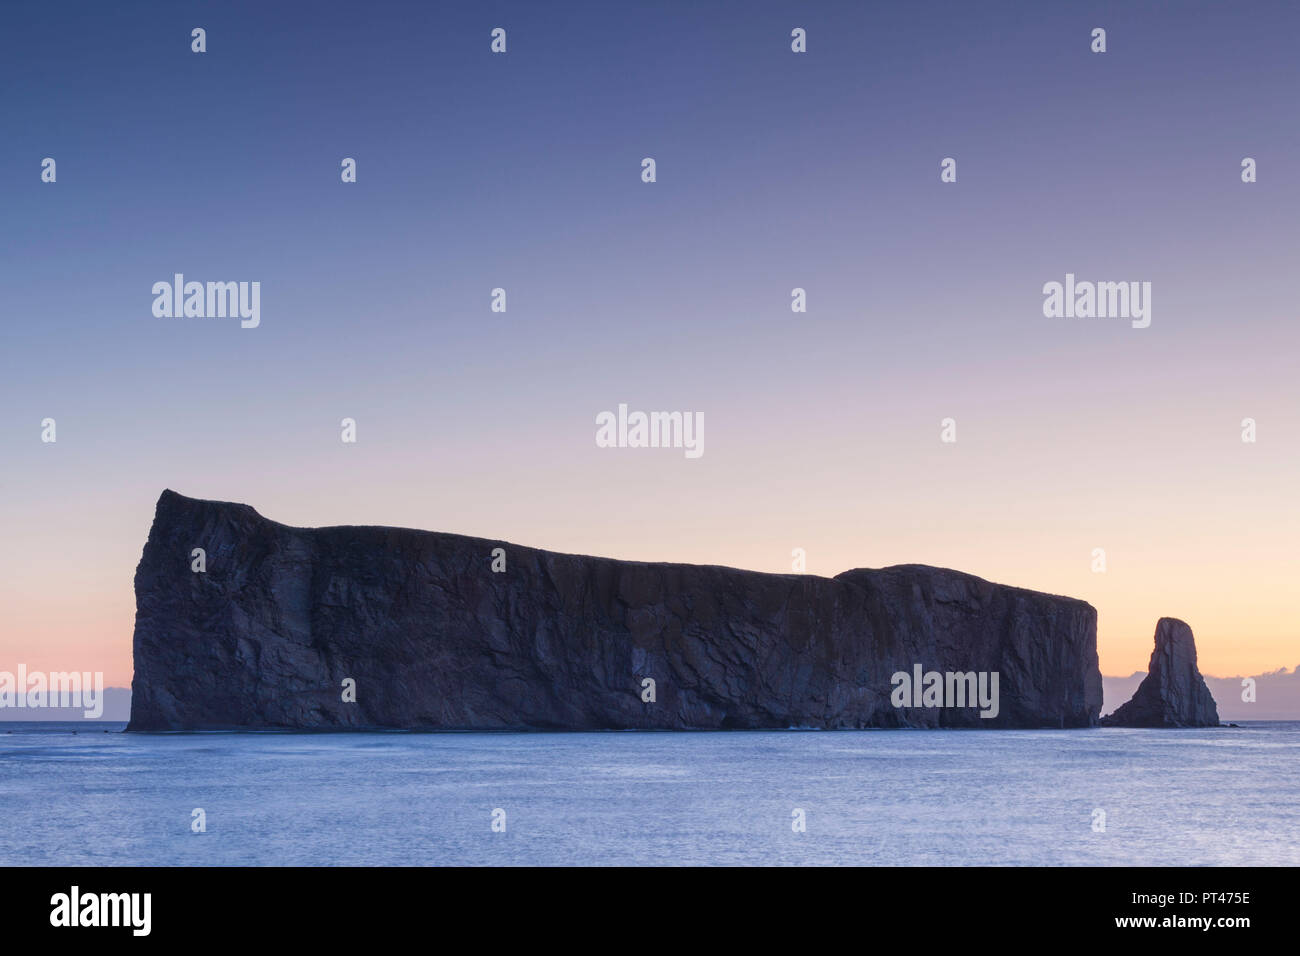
[3,1,1297,687]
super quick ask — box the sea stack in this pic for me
[127,490,1103,731]
[1101,618,1220,727]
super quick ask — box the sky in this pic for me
[2,0,1297,687]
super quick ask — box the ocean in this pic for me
[2,721,1296,866]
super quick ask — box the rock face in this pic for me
[1100,618,1220,727]
[128,490,1103,731]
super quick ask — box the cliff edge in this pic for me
[127,490,1103,731]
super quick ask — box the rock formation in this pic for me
[128,490,1103,731]
[1100,618,1220,727]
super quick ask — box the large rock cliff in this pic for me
[127,490,1103,731]
[1100,618,1220,727]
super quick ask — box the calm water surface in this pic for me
[1,721,1295,866]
